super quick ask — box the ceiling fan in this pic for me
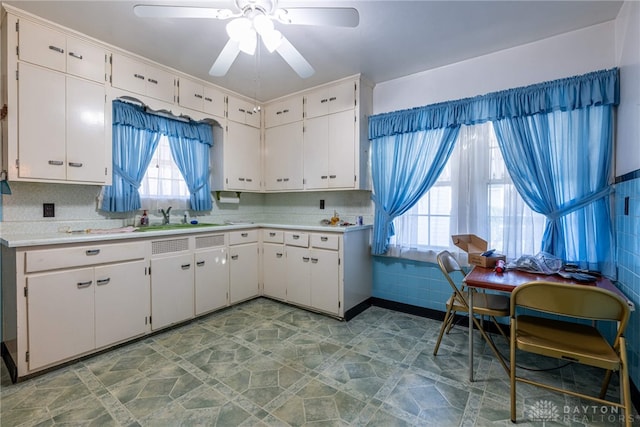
[133,0,359,79]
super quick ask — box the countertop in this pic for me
[0,222,373,248]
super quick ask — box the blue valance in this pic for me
[369,68,619,139]
[113,100,213,146]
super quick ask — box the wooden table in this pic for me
[463,266,632,382]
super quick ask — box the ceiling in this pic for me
[4,0,623,102]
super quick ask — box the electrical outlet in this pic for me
[624,196,630,216]
[320,199,325,209]
[43,203,55,217]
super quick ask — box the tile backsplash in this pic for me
[0,182,374,234]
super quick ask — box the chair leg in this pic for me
[490,316,508,341]
[599,370,613,399]
[619,337,632,427]
[445,310,457,333]
[472,315,510,375]
[510,317,517,423]
[433,305,453,356]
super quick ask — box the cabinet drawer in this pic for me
[26,241,147,273]
[262,230,284,243]
[310,233,340,250]
[285,232,309,247]
[229,229,259,245]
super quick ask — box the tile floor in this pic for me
[1,298,638,426]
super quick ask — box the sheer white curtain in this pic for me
[139,135,190,213]
[391,122,545,261]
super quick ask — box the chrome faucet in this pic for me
[161,207,172,225]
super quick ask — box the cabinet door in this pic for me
[265,97,303,128]
[18,18,66,72]
[18,63,66,180]
[327,110,355,188]
[178,77,204,111]
[144,65,175,103]
[195,248,229,315]
[285,246,311,307]
[229,243,259,304]
[303,115,329,189]
[203,86,226,118]
[228,96,261,128]
[263,243,286,300]
[111,53,146,96]
[226,121,261,190]
[95,260,149,348]
[310,249,340,315]
[264,122,303,191]
[151,253,195,330]
[27,268,95,370]
[66,36,105,83]
[305,80,355,119]
[66,76,106,183]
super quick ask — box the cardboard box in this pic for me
[451,234,506,268]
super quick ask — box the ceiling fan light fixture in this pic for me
[262,29,282,52]
[252,14,274,35]
[239,29,257,55]
[226,17,251,41]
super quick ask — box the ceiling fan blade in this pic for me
[276,37,314,79]
[277,7,359,27]
[133,5,234,19]
[209,39,241,76]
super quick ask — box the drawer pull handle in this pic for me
[276,253,283,258]
[97,278,110,286]
[231,255,239,260]
[49,45,64,54]
[320,99,328,103]
[269,232,276,237]
[276,178,283,182]
[329,175,337,179]
[282,109,289,113]
[68,51,83,60]
[276,111,282,115]
[302,256,310,262]
[241,233,248,237]
[68,162,83,168]
[134,73,145,80]
[86,249,100,256]
[77,281,92,288]
[204,97,212,102]
[321,175,328,179]
[181,263,191,269]
[194,93,203,99]
[311,258,319,263]
[238,177,245,182]
[196,261,205,267]
[238,108,246,113]
[320,236,328,241]
[246,178,253,182]
[292,235,300,239]
[48,160,64,166]
[147,78,158,84]
[283,178,289,182]
[329,97,337,101]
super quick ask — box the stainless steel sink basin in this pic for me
[135,223,224,232]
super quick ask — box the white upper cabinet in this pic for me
[111,53,176,104]
[178,77,226,118]
[264,95,303,128]
[304,80,355,119]
[227,96,261,128]
[264,122,304,191]
[17,18,106,83]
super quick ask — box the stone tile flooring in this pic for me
[1,298,638,426]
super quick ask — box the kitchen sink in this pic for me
[134,223,224,232]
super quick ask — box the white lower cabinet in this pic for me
[25,258,149,371]
[194,246,229,315]
[229,243,259,304]
[262,243,287,300]
[150,252,194,330]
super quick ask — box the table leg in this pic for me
[469,287,474,382]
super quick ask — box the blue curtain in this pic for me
[167,134,212,211]
[102,100,213,212]
[370,127,460,254]
[368,68,619,270]
[493,105,615,276]
[102,102,160,212]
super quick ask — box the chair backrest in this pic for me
[437,250,467,305]
[511,281,630,341]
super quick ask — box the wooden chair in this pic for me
[509,281,632,426]
[433,250,510,374]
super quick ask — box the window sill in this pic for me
[374,246,468,267]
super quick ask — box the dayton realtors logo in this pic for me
[526,399,639,424]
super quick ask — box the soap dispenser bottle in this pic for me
[140,210,149,226]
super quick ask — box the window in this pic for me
[139,135,190,211]
[390,122,546,260]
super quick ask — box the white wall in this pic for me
[615,1,640,177]
[373,21,616,115]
